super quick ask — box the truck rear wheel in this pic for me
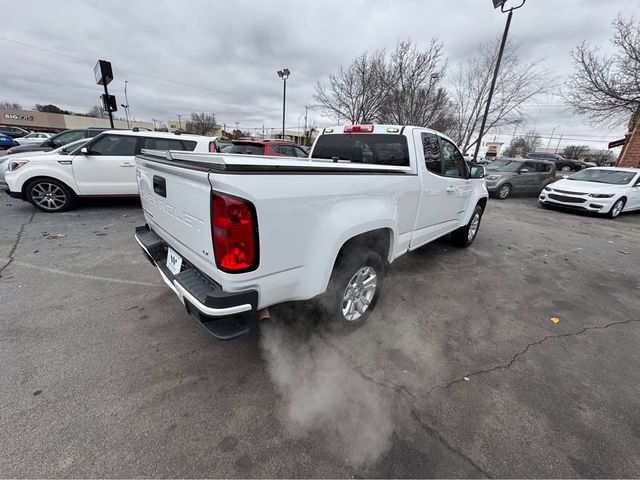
[322,246,385,330]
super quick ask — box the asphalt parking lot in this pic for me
[1,195,639,478]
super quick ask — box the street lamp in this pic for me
[472,0,527,162]
[277,68,290,139]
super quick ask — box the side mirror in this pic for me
[562,174,569,179]
[80,147,89,155]
[470,165,485,179]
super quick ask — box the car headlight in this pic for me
[485,175,501,181]
[8,159,29,171]
[588,193,614,198]
[544,186,553,191]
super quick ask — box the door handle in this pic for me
[446,186,456,193]
[120,162,134,167]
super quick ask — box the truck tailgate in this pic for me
[136,156,218,282]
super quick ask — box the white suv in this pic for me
[4,130,220,212]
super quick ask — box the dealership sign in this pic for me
[4,113,34,121]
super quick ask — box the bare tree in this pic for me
[36,104,69,114]
[87,105,108,118]
[314,51,386,124]
[0,101,22,109]
[185,112,217,136]
[565,15,640,127]
[503,130,541,157]
[562,145,590,159]
[378,40,454,131]
[451,39,553,154]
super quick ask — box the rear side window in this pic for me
[228,144,265,155]
[142,137,188,151]
[312,134,410,166]
[540,163,553,173]
[422,133,442,174]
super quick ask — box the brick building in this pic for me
[614,111,640,168]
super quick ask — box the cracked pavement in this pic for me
[1,195,639,477]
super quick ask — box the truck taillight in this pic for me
[344,124,374,133]
[209,141,218,153]
[211,192,259,273]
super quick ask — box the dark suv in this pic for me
[526,152,583,173]
[6,128,109,155]
[485,158,556,199]
[0,125,30,138]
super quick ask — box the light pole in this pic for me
[177,114,183,131]
[546,125,560,150]
[473,0,526,162]
[277,68,290,139]
[152,119,157,131]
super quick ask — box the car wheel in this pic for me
[322,246,385,330]
[25,178,75,212]
[561,165,572,173]
[497,183,512,199]
[607,198,626,219]
[451,204,484,248]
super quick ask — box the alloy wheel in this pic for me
[31,182,67,211]
[341,266,377,322]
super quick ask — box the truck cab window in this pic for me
[421,133,442,175]
[440,138,467,178]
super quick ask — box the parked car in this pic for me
[226,139,308,157]
[526,152,583,173]
[484,158,556,199]
[3,131,219,212]
[0,125,30,138]
[15,132,52,145]
[134,124,488,340]
[5,127,109,155]
[539,167,640,219]
[0,133,19,150]
[0,138,90,186]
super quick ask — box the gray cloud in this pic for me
[1,0,635,146]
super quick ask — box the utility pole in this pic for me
[120,80,131,129]
[473,0,526,162]
[304,106,309,146]
[546,125,560,150]
[554,134,563,154]
[177,114,183,131]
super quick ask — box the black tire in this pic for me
[25,178,75,212]
[451,204,484,248]
[321,246,385,330]
[607,198,626,219]
[496,183,512,199]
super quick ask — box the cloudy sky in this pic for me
[1,0,636,149]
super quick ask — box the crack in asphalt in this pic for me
[0,208,36,277]
[410,409,492,479]
[419,318,640,399]
[318,318,640,478]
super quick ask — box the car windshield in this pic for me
[567,169,636,185]
[486,160,522,172]
[56,138,90,155]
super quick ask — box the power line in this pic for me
[0,35,264,100]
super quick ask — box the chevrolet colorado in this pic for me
[134,124,488,340]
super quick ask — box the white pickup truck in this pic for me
[134,124,488,339]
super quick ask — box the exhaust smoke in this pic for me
[259,312,393,466]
